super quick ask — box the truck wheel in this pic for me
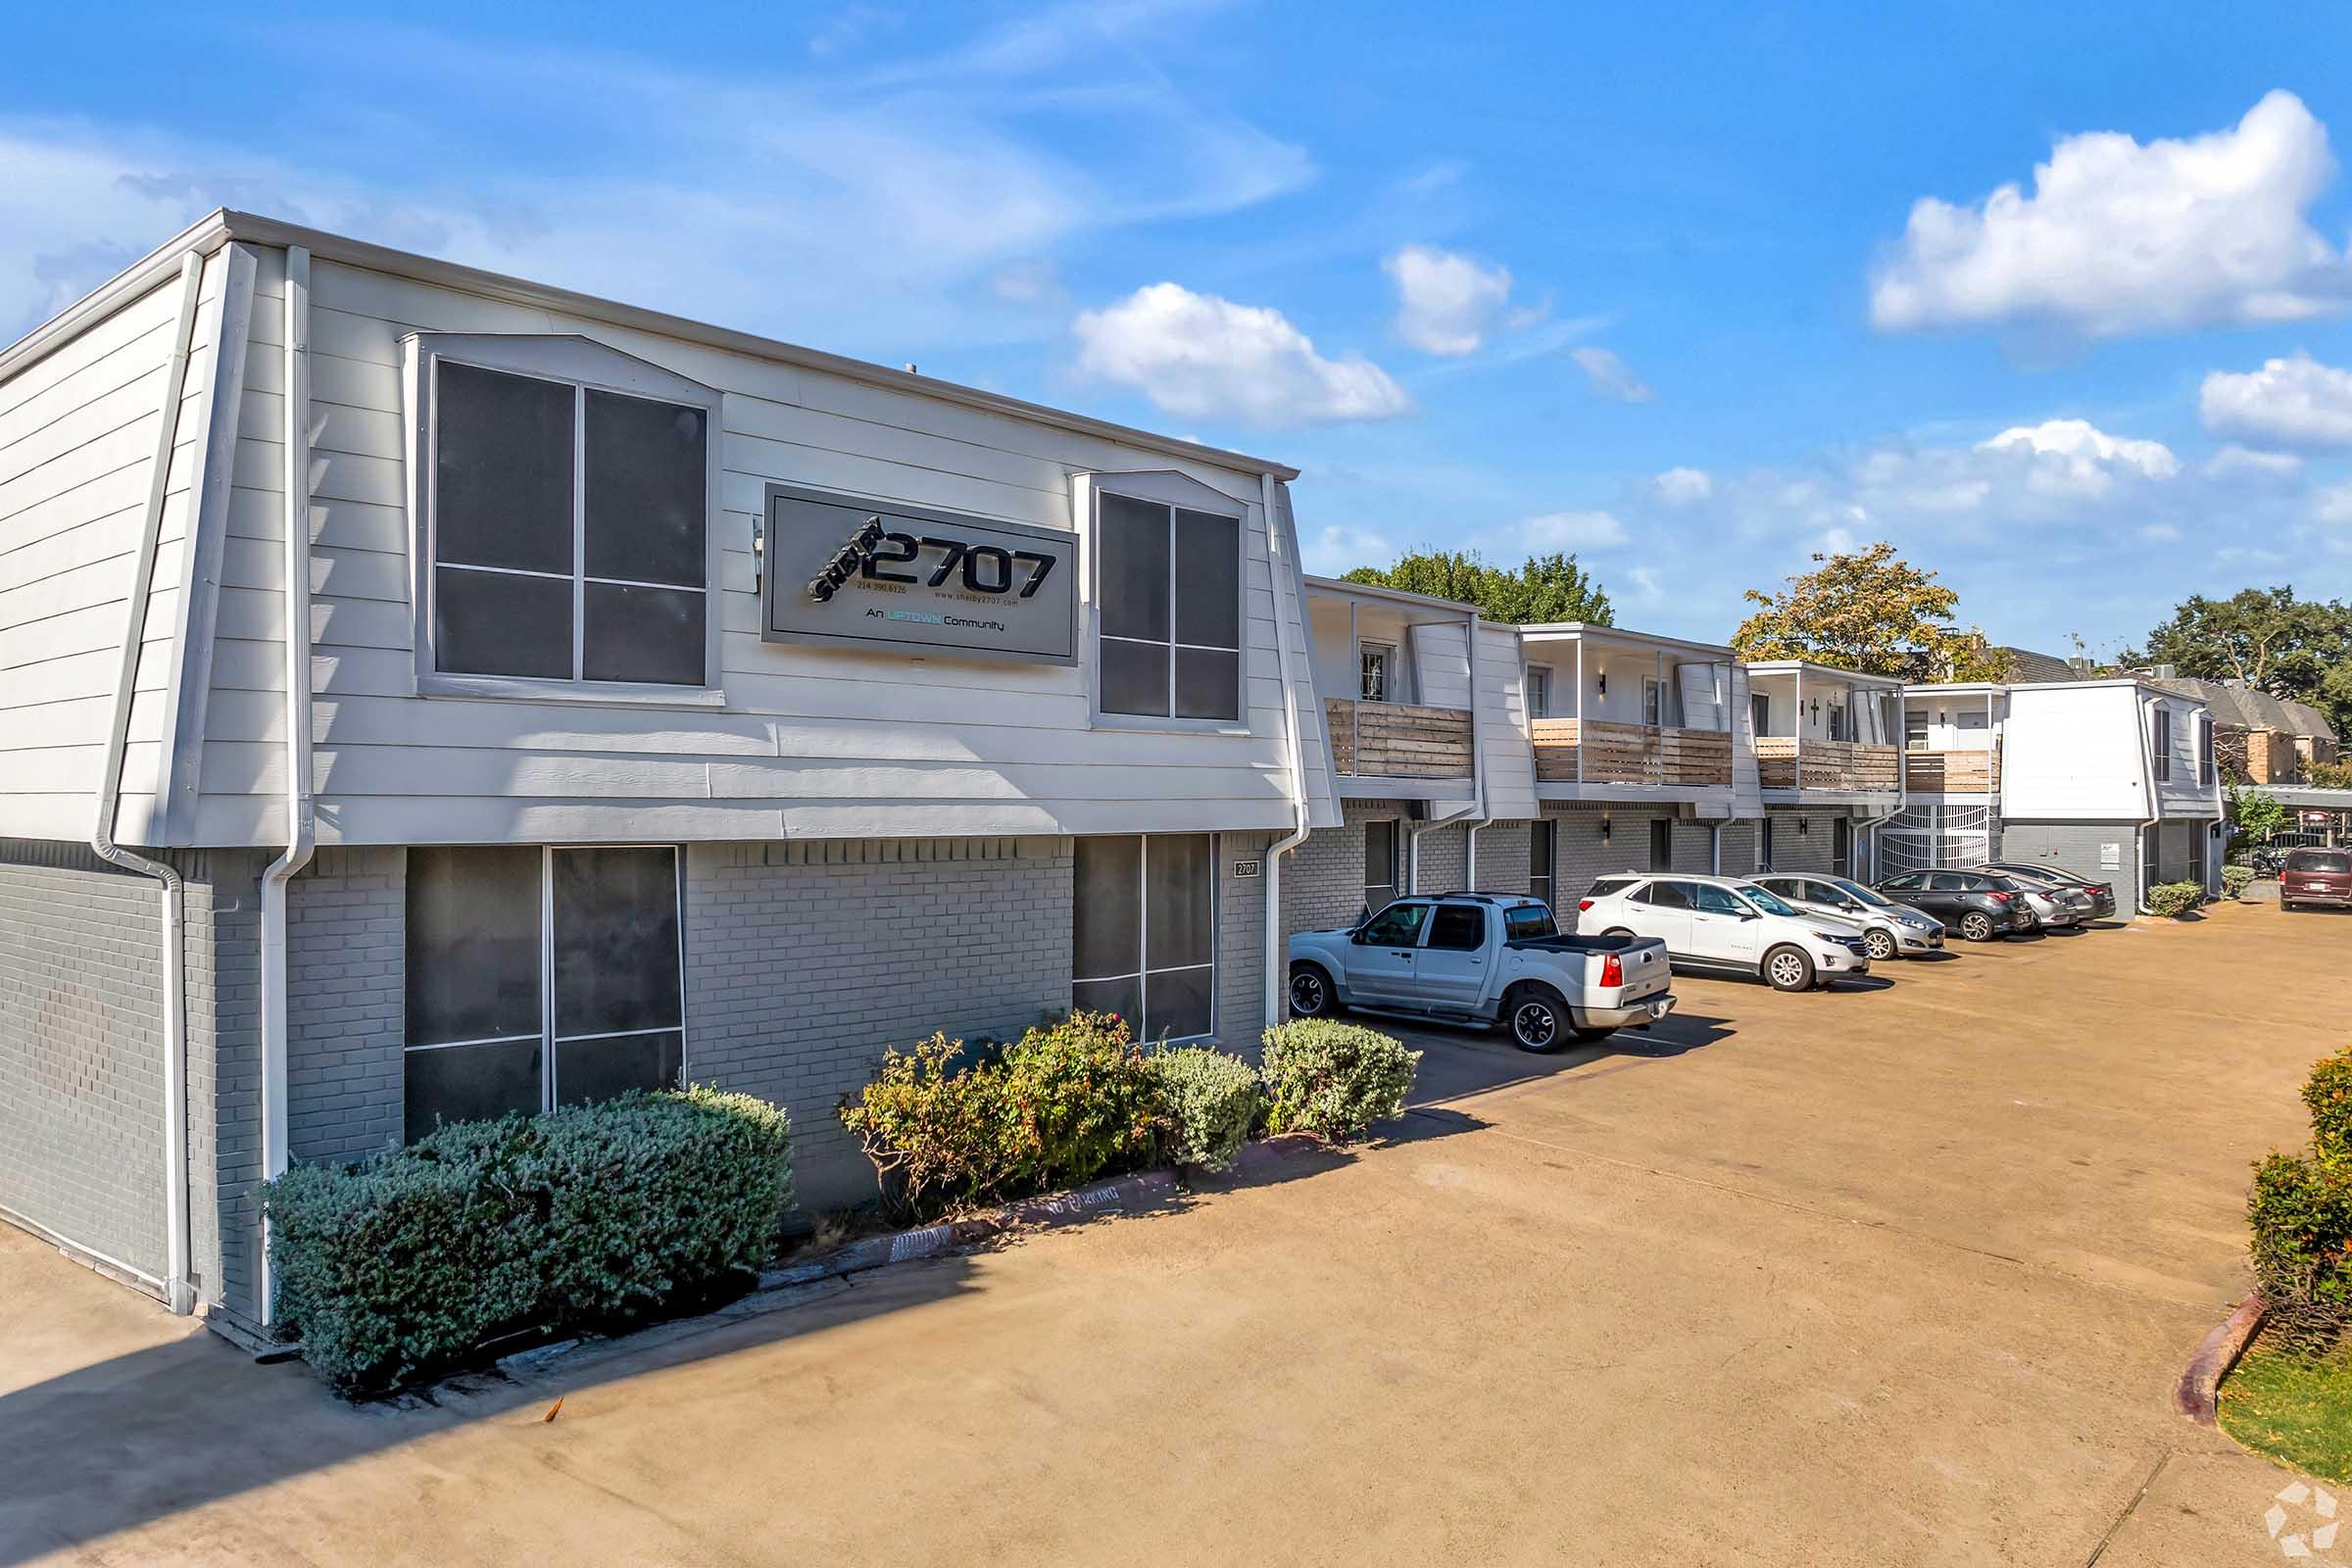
[1504,986,1567,1054]
[1288,962,1337,1017]
[1959,911,1996,943]
[1864,929,1896,962]
[1762,945,1815,993]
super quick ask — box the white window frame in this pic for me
[1525,664,1551,719]
[1364,818,1400,911]
[1070,832,1219,1045]
[402,333,727,708]
[1083,471,1250,734]
[1360,641,1396,703]
[1642,676,1664,726]
[2153,707,2174,783]
[402,842,688,1137]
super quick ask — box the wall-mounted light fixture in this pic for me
[1798,818,1810,836]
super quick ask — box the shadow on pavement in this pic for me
[1399,1010,1736,1107]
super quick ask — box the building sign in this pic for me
[2099,842,2121,869]
[761,483,1078,663]
[1233,858,1263,879]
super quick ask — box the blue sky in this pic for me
[8,1,2352,652]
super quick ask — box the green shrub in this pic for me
[2145,880,2205,918]
[1259,1020,1419,1143]
[2224,864,2256,900]
[839,1012,1165,1223]
[2306,1047,2352,1161]
[2311,760,2352,790]
[1155,1047,1263,1171]
[265,1088,792,1391]
[2250,1149,2352,1350]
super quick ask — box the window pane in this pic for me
[1099,494,1169,642]
[435,362,574,574]
[557,1030,683,1106]
[582,580,705,686]
[585,392,707,587]
[1428,906,1483,951]
[1071,975,1140,1030]
[436,566,572,679]
[1101,638,1169,716]
[1172,509,1240,649]
[1360,904,1428,946]
[405,1039,541,1144]
[1073,835,1142,980]
[1144,965,1214,1043]
[553,848,682,1038]
[1146,834,1214,968]
[406,846,542,1046]
[1173,647,1240,720]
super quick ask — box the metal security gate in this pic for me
[1882,803,1994,873]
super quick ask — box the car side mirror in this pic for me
[1349,929,1371,945]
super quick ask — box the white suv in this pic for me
[1576,872,1872,992]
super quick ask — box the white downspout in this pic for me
[1459,610,1493,888]
[1260,473,1311,1027]
[89,253,205,1315]
[257,248,316,1326]
[2131,689,2162,915]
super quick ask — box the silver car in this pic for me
[1958,864,2089,928]
[1750,874,1946,961]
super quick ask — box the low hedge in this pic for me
[1260,1019,1420,1144]
[2250,1048,2352,1353]
[2145,880,2205,918]
[265,1088,793,1392]
[1157,1047,1264,1171]
[2223,864,2256,900]
[839,1011,1164,1223]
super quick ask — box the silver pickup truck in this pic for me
[1287,893,1676,1053]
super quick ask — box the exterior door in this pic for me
[1528,819,1556,910]
[1349,901,1428,1004]
[1833,816,1852,877]
[1415,903,1489,1011]
[1648,818,1673,871]
[1687,882,1761,964]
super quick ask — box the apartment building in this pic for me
[1743,661,1905,882]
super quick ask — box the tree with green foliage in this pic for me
[1340,550,1612,626]
[2230,785,2292,845]
[2127,587,2352,737]
[1731,542,2013,682]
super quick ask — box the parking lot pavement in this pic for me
[2,900,2342,1566]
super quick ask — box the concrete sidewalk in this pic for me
[1,899,2341,1565]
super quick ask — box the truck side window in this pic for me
[1360,903,1429,947]
[1427,906,1484,951]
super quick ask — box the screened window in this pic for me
[2198,715,2214,785]
[403,845,683,1143]
[2153,708,2173,781]
[1364,819,1399,914]
[1072,834,1216,1043]
[1097,491,1241,721]
[1642,677,1664,726]
[417,340,715,694]
[1528,819,1555,910]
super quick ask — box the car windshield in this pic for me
[2289,851,2352,874]
[1826,877,1893,906]
[1735,884,1798,917]
[1503,905,1559,941]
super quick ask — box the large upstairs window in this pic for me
[1094,483,1243,725]
[406,334,723,702]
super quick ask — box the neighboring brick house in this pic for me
[2150,677,2341,785]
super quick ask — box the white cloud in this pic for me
[1304,523,1396,575]
[1870,90,2352,337]
[2138,522,2182,542]
[2204,444,2305,484]
[1975,418,2180,497]
[2317,483,2352,526]
[1571,346,1651,402]
[2201,353,2352,449]
[1522,510,1628,550]
[1650,466,1713,505]
[1071,282,1410,426]
[1383,244,1514,356]
[1627,566,1663,602]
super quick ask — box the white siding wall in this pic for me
[1407,618,1473,711]
[1476,621,1537,821]
[0,252,230,845]
[2150,691,2221,819]
[2002,686,2153,820]
[176,254,1316,847]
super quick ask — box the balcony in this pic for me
[1756,737,1900,793]
[1531,718,1734,787]
[1904,747,2000,793]
[1325,699,1474,779]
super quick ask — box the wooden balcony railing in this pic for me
[1325,699,1474,779]
[1903,747,2000,793]
[1755,737,1900,792]
[1531,717,1734,787]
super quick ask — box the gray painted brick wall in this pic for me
[1281,799,1412,938]
[284,849,406,1166]
[185,849,264,1320]
[1414,822,1467,895]
[1999,821,2141,913]
[0,840,171,1284]
[1471,821,1533,896]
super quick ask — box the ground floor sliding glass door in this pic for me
[1071,833,1218,1046]
[403,845,685,1143]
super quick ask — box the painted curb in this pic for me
[757,1134,1325,1293]
[2177,1292,2267,1426]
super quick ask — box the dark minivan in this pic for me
[2281,848,2352,911]
[1874,869,2039,942]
